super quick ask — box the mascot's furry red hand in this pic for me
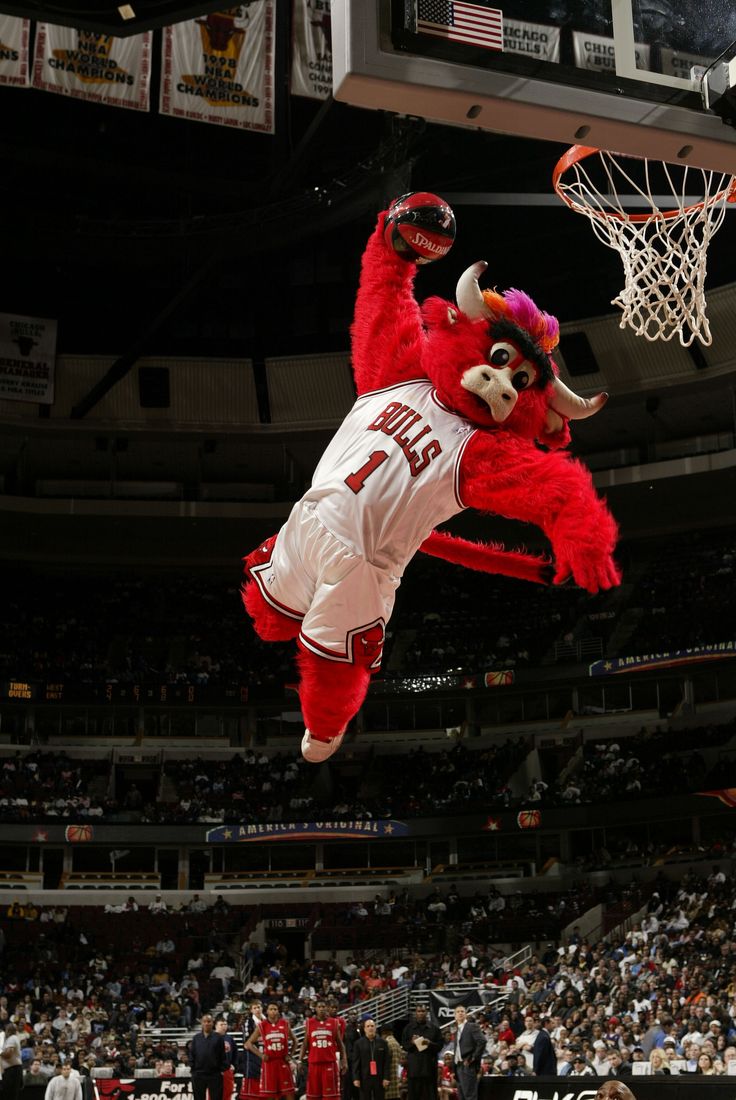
[242,201,621,763]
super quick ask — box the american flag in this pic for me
[417,0,504,52]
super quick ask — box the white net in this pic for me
[553,148,736,347]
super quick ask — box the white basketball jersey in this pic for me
[307,378,476,573]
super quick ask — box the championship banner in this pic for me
[160,3,275,133]
[206,819,409,842]
[291,0,332,100]
[428,989,484,1026]
[0,14,30,86]
[572,30,650,74]
[503,19,560,62]
[589,640,736,676]
[0,313,57,405]
[32,24,152,111]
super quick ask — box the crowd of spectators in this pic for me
[464,864,736,1078]
[100,742,535,826]
[0,752,111,823]
[543,717,736,807]
[4,864,736,1082]
[626,530,736,656]
[389,557,589,674]
[309,881,603,956]
[0,527,733,695]
[1,714,736,824]
[0,571,291,692]
[0,896,245,1080]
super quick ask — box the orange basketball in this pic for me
[64,824,94,842]
[517,810,541,830]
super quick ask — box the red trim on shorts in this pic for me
[298,618,385,670]
[251,559,304,621]
[298,633,350,663]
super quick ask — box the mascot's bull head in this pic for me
[419,261,607,447]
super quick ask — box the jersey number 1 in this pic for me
[344,450,388,494]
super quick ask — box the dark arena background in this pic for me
[2,2,736,1099]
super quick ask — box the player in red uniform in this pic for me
[438,1052,458,1100]
[244,1002,297,1100]
[298,1000,348,1100]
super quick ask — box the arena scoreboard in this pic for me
[0,681,249,705]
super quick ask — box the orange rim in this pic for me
[552,144,736,223]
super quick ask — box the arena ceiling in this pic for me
[1,4,735,462]
[2,7,735,357]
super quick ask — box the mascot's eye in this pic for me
[489,342,515,367]
[512,370,531,392]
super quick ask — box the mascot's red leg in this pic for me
[297,647,371,764]
[241,535,300,641]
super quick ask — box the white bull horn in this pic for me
[550,377,608,420]
[456,261,492,319]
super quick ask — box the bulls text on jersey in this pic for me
[365,400,442,476]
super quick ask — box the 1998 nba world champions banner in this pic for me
[160,2,274,132]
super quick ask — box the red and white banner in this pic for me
[32,23,152,110]
[291,0,332,100]
[0,14,30,86]
[0,313,57,405]
[160,2,275,132]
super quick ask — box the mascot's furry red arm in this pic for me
[242,201,621,763]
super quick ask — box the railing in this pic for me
[206,867,418,890]
[505,943,533,971]
[553,637,603,662]
[61,872,161,890]
[427,861,529,881]
[291,986,411,1043]
[0,871,43,889]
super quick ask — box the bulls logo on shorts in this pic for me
[349,620,385,669]
[243,534,279,580]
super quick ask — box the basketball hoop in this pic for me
[552,145,736,347]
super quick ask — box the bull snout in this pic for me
[461,364,519,422]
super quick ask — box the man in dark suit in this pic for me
[518,1015,556,1077]
[400,1005,443,1100]
[343,1011,363,1100]
[451,1007,485,1100]
[189,1013,227,1100]
[351,1019,390,1100]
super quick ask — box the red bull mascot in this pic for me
[242,194,621,762]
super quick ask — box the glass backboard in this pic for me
[332,1,736,172]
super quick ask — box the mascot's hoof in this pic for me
[301,728,346,764]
